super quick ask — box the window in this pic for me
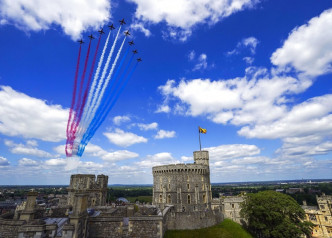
[203,194,206,203]
[167,194,171,204]
[187,184,190,190]
[160,184,162,190]
[159,194,162,203]
[309,214,317,221]
[202,184,205,190]
[232,204,234,209]
[320,205,325,209]
[168,183,171,190]
[187,195,191,204]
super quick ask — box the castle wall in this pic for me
[87,216,164,238]
[0,218,25,238]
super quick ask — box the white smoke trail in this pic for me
[74,31,111,147]
[87,36,127,132]
[80,26,122,139]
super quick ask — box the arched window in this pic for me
[159,194,163,203]
[187,183,190,190]
[203,194,206,203]
[187,194,191,204]
[167,194,171,204]
[168,183,171,190]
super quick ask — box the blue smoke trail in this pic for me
[77,47,131,155]
[78,61,138,156]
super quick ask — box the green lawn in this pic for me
[164,219,252,238]
[126,196,152,203]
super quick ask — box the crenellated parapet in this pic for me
[153,163,209,175]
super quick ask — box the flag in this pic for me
[199,127,207,134]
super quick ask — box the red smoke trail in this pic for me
[69,40,92,144]
[65,44,82,156]
[71,35,102,153]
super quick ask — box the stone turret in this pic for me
[194,150,209,166]
[19,191,37,222]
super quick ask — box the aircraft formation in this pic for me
[66,19,142,157]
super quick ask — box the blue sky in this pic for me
[0,0,331,185]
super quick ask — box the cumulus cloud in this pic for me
[157,68,311,125]
[206,144,261,161]
[0,86,67,142]
[5,140,52,158]
[113,115,131,126]
[155,105,170,113]
[154,130,176,139]
[18,158,39,167]
[271,8,332,77]
[130,0,258,40]
[130,21,152,37]
[0,0,111,40]
[136,152,180,168]
[104,129,148,147]
[238,94,332,139]
[0,156,10,166]
[137,122,158,131]
[54,143,139,162]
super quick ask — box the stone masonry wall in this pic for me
[0,218,26,238]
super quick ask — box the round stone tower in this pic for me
[152,151,212,213]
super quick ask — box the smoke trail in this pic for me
[78,61,137,156]
[83,26,122,132]
[68,39,92,149]
[74,31,111,151]
[65,44,82,156]
[69,35,102,155]
[78,36,127,152]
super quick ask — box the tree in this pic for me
[240,191,313,238]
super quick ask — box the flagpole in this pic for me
[198,126,201,151]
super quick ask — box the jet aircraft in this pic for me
[129,41,134,46]
[119,19,126,25]
[108,24,115,30]
[78,39,84,44]
[88,34,95,40]
[98,28,105,35]
[124,30,130,36]
[132,50,138,54]
[137,58,142,62]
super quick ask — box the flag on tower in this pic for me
[199,127,207,134]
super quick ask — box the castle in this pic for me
[0,150,222,238]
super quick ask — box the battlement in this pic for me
[153,163,209,175]
[193,150,209,166]
[68,174,108,190]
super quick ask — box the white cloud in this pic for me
[5,139,52,158]
[0,86,67,142]
[155,104,170,113]
[54,143,139,162]
[227,36,259,55]
[44,158,66,166]
[130,0,258,40]
[158,69,311,125]
[206,144,261,161]
[188,50,195,61]
[101,150,139,162]
[271,8,332,77]
[0,156,10,166]
[113,116,131,126]
[238,94,332,139]
[130,21,152,37]
[104,129,148,147]
[154,130,176,139]
[243,56,254,64]
[181,156,192,162]
[193,54,208,71]
[136,152,180,168]
[18,158,39,167]
[0,0,111,40]
[137,122,158,131]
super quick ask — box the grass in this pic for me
[164,219,252,238]
[126,196,152,203]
